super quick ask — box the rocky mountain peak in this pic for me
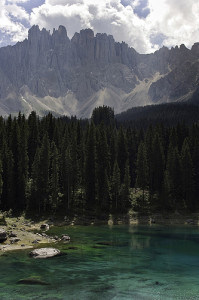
[191,43,199,56]
[80,28,94,39]
[0,25,198,118]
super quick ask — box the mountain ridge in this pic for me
[0,25,198,117]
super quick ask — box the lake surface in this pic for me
[0,225,199,299]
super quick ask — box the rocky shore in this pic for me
[0,216,58,253]
[0,212,199,254]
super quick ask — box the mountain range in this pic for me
[0,25,198,117]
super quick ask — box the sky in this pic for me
[0,0,199,53]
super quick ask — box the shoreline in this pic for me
[0,216,56,254]
[0,212,199,254]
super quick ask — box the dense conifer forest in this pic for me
[0,104,198,217]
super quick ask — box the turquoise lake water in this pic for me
[0,225,199,299]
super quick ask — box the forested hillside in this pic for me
[116,103,199,127]
[0,106,198,217]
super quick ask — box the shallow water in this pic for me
[1,225,199,299]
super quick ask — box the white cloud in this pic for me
[147,0,199,49]
[1,0,199,53]
[29,0,199,53]
[0,0,29,44]
[30,0,151,53]
[6,0,29,3]
[6,4,29,21]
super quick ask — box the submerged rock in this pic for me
[0,229,7,243]
[29,247,60,258]
[96,241,113,246]
[67,246,78,250]
[61,234,70,241]
[17,278,50,285]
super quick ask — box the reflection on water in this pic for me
[0,225,199,299]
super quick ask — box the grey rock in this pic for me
[17,278,50,285]
[29,247,61,258]
[10,238,21,244]
[0,229,7,243]
[0,26,198,117]
[186,219,195,224]
[9,232,17,238]
[32,240,38,244]
[40,224,49,231]
[61,234,70,241]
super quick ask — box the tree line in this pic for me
[0,106,198,216]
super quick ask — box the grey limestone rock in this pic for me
[29,247,61,258]
[40,224,49,231]
[0,229,7,243]
[61,234,71,242]
[0,25,198,117]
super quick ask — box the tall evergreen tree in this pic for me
[150,133,165,194]
[136,141,149,200]
[96,125,110,213]
[117,127,128,182]
[28,111,39,171]
[17,116,29,210]
[49,142,60,212]
[181,138,194,210]
[30,133,50,213]
[110,161,121,212]
[120,160,131,212]
[85,122,96,210]
[1,143,14,210]
[166,145,182,210]
[29,148,40,212]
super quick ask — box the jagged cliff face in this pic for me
[0,25,198,117]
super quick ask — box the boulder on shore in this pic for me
[29,248,60,258]
[40,224,49,231]
[0,229,7,243]
[9,232,17,238]
[10,237,21,244]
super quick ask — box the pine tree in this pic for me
[191,137,199,210]
[162,170,171,210]
[120,160,131,212]
[110,161,121,212]
[29,148,40,212]
[85,122,96,210]
[109,128,117,174]
[11,119,21,210]
[1,143,14,210]
[126,128,137,187]
[28,111,39,171]
[49,142,60,212]
[31,133,50,213]
[70,133,79,207]
[91,106,115,126]
[166,145,182,210]
[17,116,29,210]
[150,133,165,194]
[117,127,128,182]
[181,138,194,210]
[96,125,110,213]
[136,141,149,201]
